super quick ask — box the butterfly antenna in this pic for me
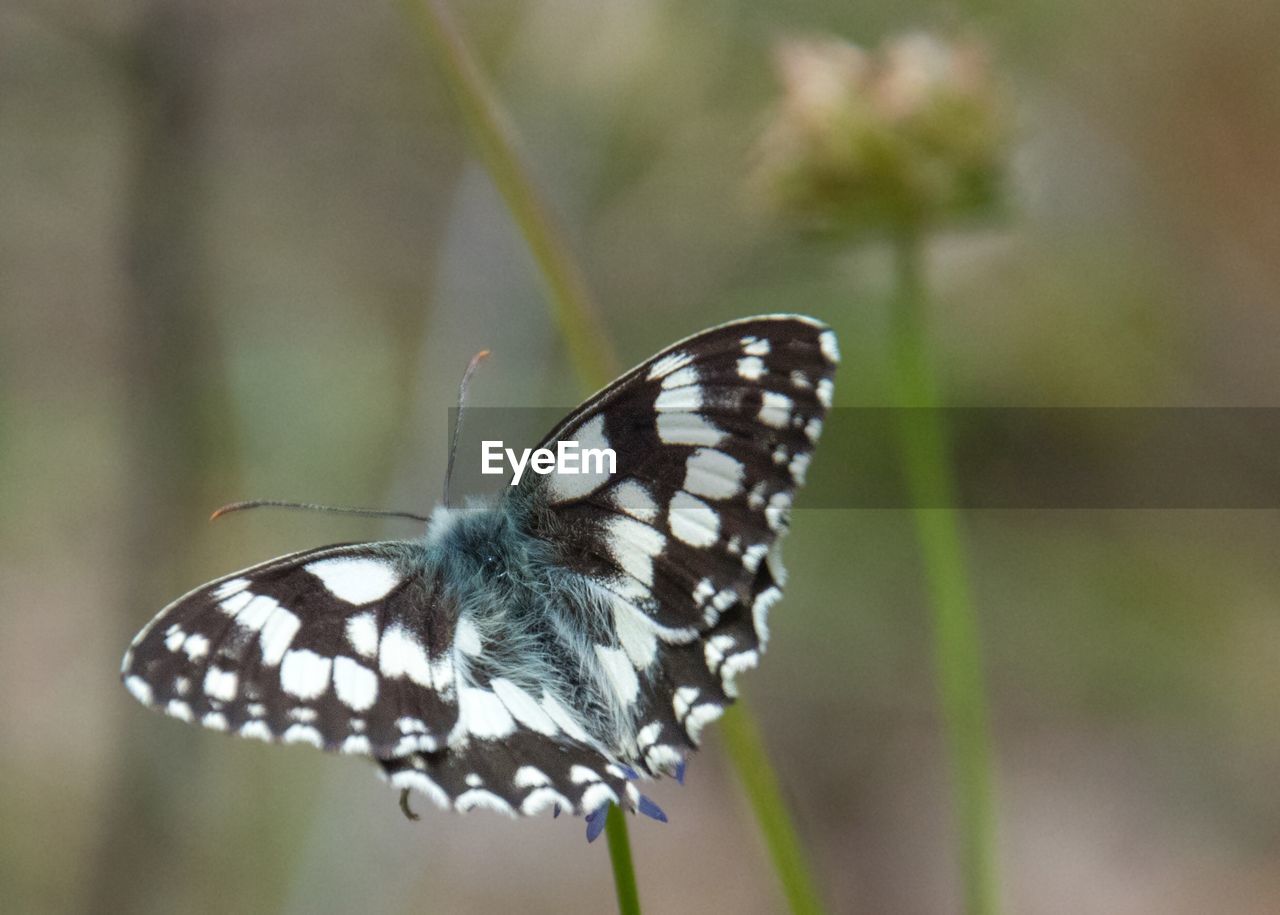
[210,500,430,523]
[444,349,491,507]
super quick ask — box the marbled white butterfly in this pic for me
[121,315,838,839]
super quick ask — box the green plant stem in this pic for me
[888,228,999,915]
[720,707,825,915]
[399,0,617,393]
[604,805,642,915]
[402,3,823,912]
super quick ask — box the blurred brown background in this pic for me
[3,0,1279,912]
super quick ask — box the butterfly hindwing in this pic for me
[382,726,638,819]
[514,315,837,764]
[121,542,461,757]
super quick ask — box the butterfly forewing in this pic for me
[121,542,460,757]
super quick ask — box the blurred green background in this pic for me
[3,0,1279,912]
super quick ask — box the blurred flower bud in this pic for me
[753,32,1010,234]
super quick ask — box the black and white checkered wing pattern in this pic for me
[121,543,460,758]
[122,314,836,833]
[517,315,838,773]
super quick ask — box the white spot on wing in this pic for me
[581,783,619,812]
[645,743,682,774]
[673,686,699,720]
[342,734,371,754]
[540,692,591,742]
[237,594,279,633]
[789,452,811,484]
[816,378,834,407]
[605,514,666,588]
[182,633,209,661]
[741,336,771,356]
[213,578,250,600]
[654,386,703,412]
[595,644,640,705]
[305,556,400,604]
[283,724,324,748]
[203,666,238,703]
[610,595,658,669]
[683,448,744,500]
[456,687,516,740]
[737,356,765,380]
[753,586,783,645]
[164,627,185,653]
[431,656,455,693]
[259,605,301,666]
[758,391,793,428]
[454,618,482,657]
[280,649,332,700]
[656,412,724,447]
[669,491,720,547]
[546,413,614,503]
[515,766,552,788]
[705,633,735,668]
[613,480,658,522]
[491,678,558,735]
[345,611,378,658]
[456,789,516,817]
[379,624,433,687]
[660,365,699,389]
[240,720,272,741]
[333,655,378,711]
[685,703,724,743]
[765,491,793,531]
[819,329,840,363]
[742,543,769,573]
[522,787,571,815]
[721,650,760,693]
[390,770,451,809]
[646,350,692,380]
[637,722,662,748]
[218,590,253,616]
[124,675,153,705]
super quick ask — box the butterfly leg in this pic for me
[399,787,420,821]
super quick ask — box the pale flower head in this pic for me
[754,31,1010,234]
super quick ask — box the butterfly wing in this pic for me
[381,727,641,820]
[512,314,838,773]
[122,314,836,829]
[121,542,460,758]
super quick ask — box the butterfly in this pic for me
[121,315,838,840]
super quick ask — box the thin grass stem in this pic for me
[888,228,1000,915]
[720,707,825,914]
[399,0,617,392]
[604,805,642,915]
